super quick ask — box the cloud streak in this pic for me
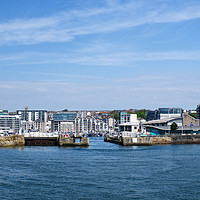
[0,73,200,110]
[1,1,200,45]
[1,50,200,67]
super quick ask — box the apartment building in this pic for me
[17,108,48,133]
[51,112,77,133]
[146,108,183,121]
[0,115,20,134]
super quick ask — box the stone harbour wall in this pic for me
[152,136,172,145]
[121,137,152,146]
[104,136,119,144]
[59,137,89,146]
[0,135,25,147]
[172,135,200,144]
[104,135,200,146]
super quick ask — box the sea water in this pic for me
[0,137,200,200]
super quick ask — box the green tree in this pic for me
[170,122,178,134]
[136,111,146,119]
[189,113,197,119]
[113,113,119,121]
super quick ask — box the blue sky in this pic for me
[1,0,200,111]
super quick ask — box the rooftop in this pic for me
[143,117,182,125]
[145,125,200,131]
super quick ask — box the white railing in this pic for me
[24,132,59,138]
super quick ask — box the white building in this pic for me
[75,117,115,134]
[0,115,20,134]
[17,109,48,122]
[119,122,140,137]
[119,112,137,124]
[17,108,48,133]
[118,112,143,137]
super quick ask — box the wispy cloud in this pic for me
[1,1,200,45]
[0,73,200,110]
[0,69,94,79]
[1,50,200,67]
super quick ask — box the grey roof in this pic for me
[144,125,200,131]
[143,117,182,125]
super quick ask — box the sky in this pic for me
[0,0,200,111]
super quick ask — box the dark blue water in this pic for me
[0,138,200,200]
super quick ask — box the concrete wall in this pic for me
[130,114,137,122]
[172,135,200,144]
[152,136,172,144]
[183,113,199,126]
[121,135,200,145]
[121,137,152,146]
[105,135,200,146]
[121,136,171,145]
[59,137,89,146]
[0,135,25,147]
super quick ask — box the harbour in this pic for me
[1,0,200,199]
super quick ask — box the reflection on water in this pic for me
[0,146,25,150]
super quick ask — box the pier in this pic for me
[59,137,89,147]
[104,135,152,146]
[0,134,89,147]
[104,135,200,146]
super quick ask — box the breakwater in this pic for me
[59,137,89,147]
[104,136,152,146]
[0,135,24,147]
[0,135,89,147]
[104,135,200,146]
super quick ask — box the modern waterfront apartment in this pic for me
[74,117,115,134]
[0,114,20,134]
[51,112,77,133]
[17,108,48,133]
[146,108,183,121]
[17,108,47,122]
